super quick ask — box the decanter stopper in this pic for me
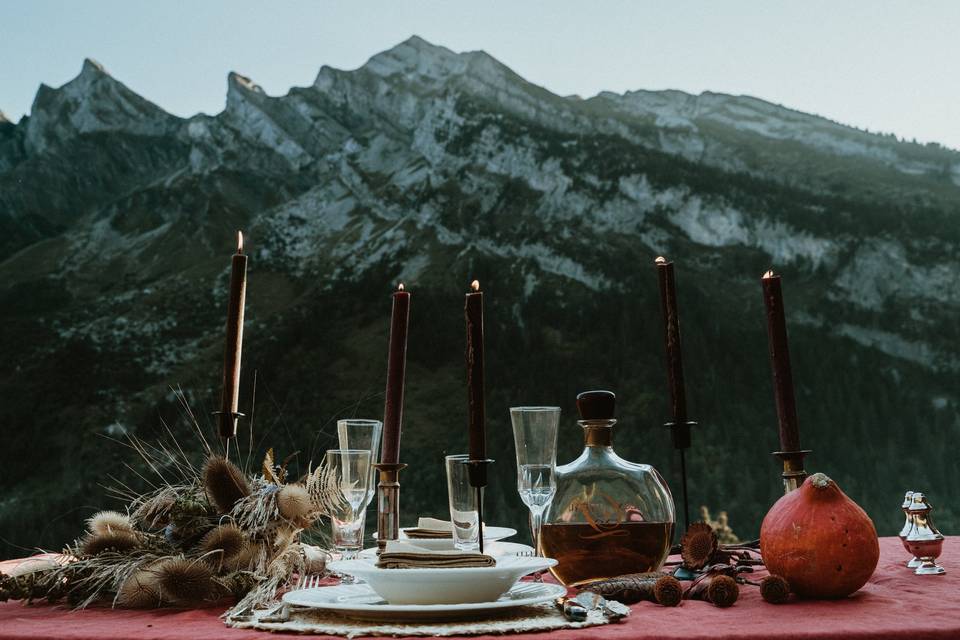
[899,491,921,568]
[906,493,946,576]
[576,390,616,420]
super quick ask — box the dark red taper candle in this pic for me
[465,280,486,462]
[381,284,411,464]
[761,270,801,453]
[655,257,688,429]
[219,231,247,438]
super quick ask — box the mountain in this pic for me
[1,37,958,558]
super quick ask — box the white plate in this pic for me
[358,541,534,560]
[328,556,557,605]
[374,526,517,550]
[282,581,566,622]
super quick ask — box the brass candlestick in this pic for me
[374,462,406,553]
[772,449,811,493]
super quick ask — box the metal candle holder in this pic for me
[466,459,494,554]
[374,462,406,553]
[212,410,245,458]
[664,420,697,530]
[771,449,812,493]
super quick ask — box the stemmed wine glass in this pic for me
[510,407,560,558]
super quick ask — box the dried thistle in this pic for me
[277,484,312,526]
[203,456,251,514]
[760,574,791,604]
[154,557,216,605]
[131,490,177,529]
[87,511,135,536]
[115,566,162,608]
[81,531,140,556]
[680,522,718,570]
[198,524,246,570]
[684,572,739,607]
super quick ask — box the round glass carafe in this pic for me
[539,417,675,586]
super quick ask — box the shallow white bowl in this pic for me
[327,556,557,605]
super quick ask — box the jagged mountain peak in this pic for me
[359,35,515,91]
[0,111,9,125]
[24,57,177,154]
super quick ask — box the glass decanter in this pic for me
[539,390,676,586]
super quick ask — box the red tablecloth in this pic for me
[0,537,955,639]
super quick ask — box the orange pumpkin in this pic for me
[760,473,879,599]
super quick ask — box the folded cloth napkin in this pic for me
[376,541,496,569]
[404,517,454,539]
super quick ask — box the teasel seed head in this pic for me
[203,455,251,514]
[199,523,246,571]
[81,530,140,556]
[87,510,135,536]
[154,557,216,605]
[276,484,313,526]
[116,565,162,608]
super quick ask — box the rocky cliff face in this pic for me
[1,37,957,556]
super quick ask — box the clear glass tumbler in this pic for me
[510,407,560,555]
[337,419,382,542]
[326,448,371,582]
[445,454,482,551]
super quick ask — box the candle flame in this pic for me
[762,269,776,279]
[398,283,405,291]
[470,279,480,292]
[655,256,667,264]
[237,230,244,254]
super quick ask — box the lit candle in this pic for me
[381,283,411,464]
[465,280,485,463]
[218,231,247,439]
[761,270,801,452]
[655,256,688,429]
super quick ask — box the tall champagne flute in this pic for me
[337,419,382,543]
[510,407,560,556]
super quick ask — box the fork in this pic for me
[292,573,324,591]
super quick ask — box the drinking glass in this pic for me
[510,407,560,555]
[336,419,382,531]
[325,448,371,583]
[445,454,482,551]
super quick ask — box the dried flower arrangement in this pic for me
[0,405,342,615]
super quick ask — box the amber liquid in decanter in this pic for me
[540,390,676,587]
[540,521,674,585]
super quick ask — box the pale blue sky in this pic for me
[2,1,958,149]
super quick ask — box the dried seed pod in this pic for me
[276,484,313,526]
[684,573,739,608]
[199,524,246,570]
[587,572,682,606]
[203,456,251,514]
[680,522,718,570]
[133,493,175,529]
[116,566,162,608]
[760,574,791,604]
[303,544,329,575]
[153,557,216,605]
[87,511,135,536]
[80,530,139,556]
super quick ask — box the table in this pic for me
[0,537,955,639]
